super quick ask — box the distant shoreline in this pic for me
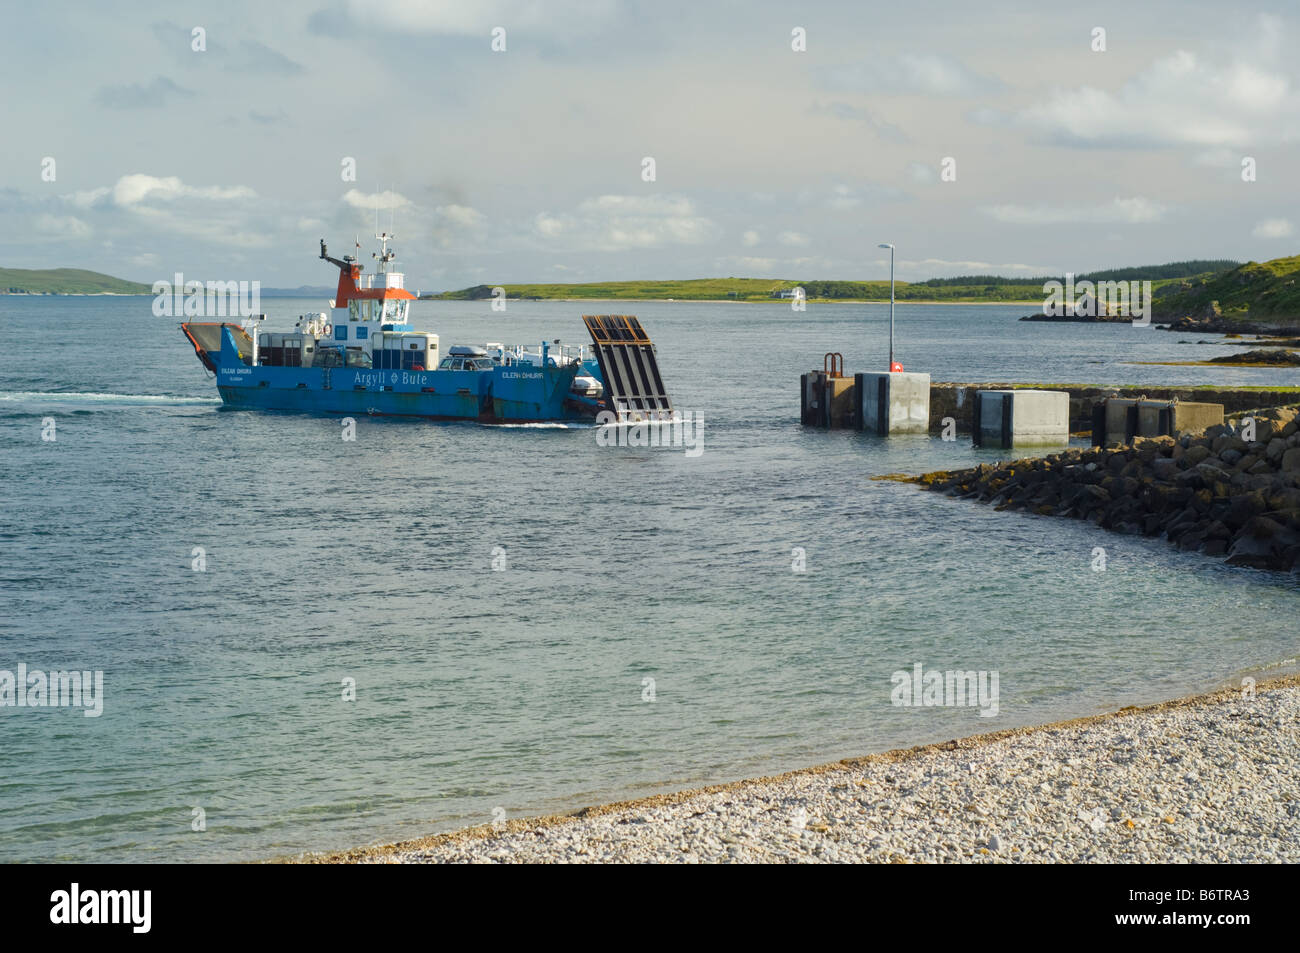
[5,293,1045,305]
[419,297,1045,306]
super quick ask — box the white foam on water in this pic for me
[0,391,221,405]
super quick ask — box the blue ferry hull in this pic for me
[200,325,599,422]
[216,363,592,421]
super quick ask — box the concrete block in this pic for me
[800,372,822,426]
[1096,398,1224,445]
[801,371,856,428]
[824,376,856,428]
[1167,401,1225,436]
[856,371,930,434]
[1092,400,1222,447]
[974,389,1069,448]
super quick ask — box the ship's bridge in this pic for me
[321,234,416,350]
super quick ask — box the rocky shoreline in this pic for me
[1020,311,1133,324]
[916,404,1300,571]
[293,674,1300,863]
[1160,314,1300,335]
[1018,310,1300,335]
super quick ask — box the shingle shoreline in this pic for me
[284,672,1300,864]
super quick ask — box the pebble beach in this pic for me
[302,673,1299,864]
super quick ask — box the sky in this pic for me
[1,0,1297,290]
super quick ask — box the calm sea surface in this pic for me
[1,296,1297,861]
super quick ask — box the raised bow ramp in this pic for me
[582,314,674,420]
[181,322,253,372]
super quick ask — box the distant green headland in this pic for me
[425,260,1241,304]
[0,267,152,295]
[1152,255,1300,326]
[11,256,1300,331]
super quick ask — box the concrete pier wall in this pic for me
[857,371,931,434]
[1097,398,1224,446]
[930,383,1299,434]
[800,371,857,428]
[974,389,1070,448]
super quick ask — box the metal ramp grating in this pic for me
[582,315,674,420]
[181,322,253,371]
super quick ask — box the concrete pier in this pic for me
[801,368,857,428]
[972,389,1070,448]
[856,371,931,434]
[928,382,1296,435]
[1094,398,1225,446]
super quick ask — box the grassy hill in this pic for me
[429,277,1053,303]
[0,267,152,295]
[433,278,799,301]
[430,261,1240,304]
[1154,255,1300,323]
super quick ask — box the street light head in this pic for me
[878,243,894,249]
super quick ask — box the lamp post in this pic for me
[878,243,895,370]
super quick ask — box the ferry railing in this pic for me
[494,343,589,366]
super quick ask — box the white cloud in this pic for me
[533,194,719,250]
[778,231,811,247]
[983,197,1168,226]
[347,0,616,35]
[1005,21,1297,148]
[827,185,860,210]
[64,176,255,209]
[907,162,936,184]
[1190,148,1242,168]
[818,53,1000,97]
[123,203,273,247]
[713,255,822,276]
[343,189,410,210]
[901,258,1060,278]
[34,213,91,239]
[431,204,487,249]
[436,204,485,229]
[807,102,907,142]
[112,174,255,206]
[741,230,760,247]
[65,187,110,208]
[1252,218,1294,238]
[722,256,778,272]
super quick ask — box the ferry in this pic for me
[181,236,674,423]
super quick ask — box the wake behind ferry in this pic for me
[181,235,674,424]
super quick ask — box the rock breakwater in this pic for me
[917,405,1300,571]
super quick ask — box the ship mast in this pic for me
[374,232,396,275]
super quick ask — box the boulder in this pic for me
[1151,457,1180,480]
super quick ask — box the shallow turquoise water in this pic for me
[1,297,1296,861]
